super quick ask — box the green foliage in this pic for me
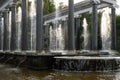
[43,0,55,15]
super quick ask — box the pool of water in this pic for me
[0,64,120,80]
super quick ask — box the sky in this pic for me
[55,0,120,15]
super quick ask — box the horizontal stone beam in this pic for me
[44,3,110,24]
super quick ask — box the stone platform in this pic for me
[54,56,120,72]
[0,51,120,72]
[0,52,54,70]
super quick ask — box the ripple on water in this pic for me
[4,68,20,73]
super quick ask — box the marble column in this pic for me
[11,3,17,51]
[91,3,98,50]
[36,0,43,51]
[0,12,3,51]
[3,9,10,51]
[22,0,28,50]
[68,0,75,50]
[111,7,116,50]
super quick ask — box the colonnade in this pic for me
[0,0,117,53]
[0,0,43,52]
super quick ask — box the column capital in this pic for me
[111,3,119,8]
[74,15,81,18]
[0,12,3,17]
[92,0,101,4]
[3,9,9,12]
[9,2,17,7]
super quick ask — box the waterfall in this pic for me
[82,18,89,50]
[17,6,22,51]
[101,8,111,50]
[29,0,36,51]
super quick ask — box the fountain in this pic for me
[101,7,111,50]
[56,24,65,50]
[49,0,65,54]
[53,0,120,72]
[82,18,89,50]
[29,0,36,51]
[49,26,56,50]
[0,0,119,72]
[16,6,22,52]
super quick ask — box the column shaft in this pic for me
[3,9,10,51]
[0,13,3,50]
[36,0,43,51]
[75,17,81,50]
[111,7,116,50]
[22,0,28,50]
[68,0,75,50]
[63,20,68,50]
[91,3,98,50]
[11,3,17,50]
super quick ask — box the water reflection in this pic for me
[0,64,120,80]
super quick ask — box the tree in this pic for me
[43,0,55,15]
[59,2,67,10]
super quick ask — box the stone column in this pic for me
[22,0,28,50]
[0,12,3,51]
[75,16,81,50]
[11,3,17,51]
[3,9,10,51]
[68,0,75,50]
[36,0,43,51]
[91,3,98,50]
[111,7,116,50]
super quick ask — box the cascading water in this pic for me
[82,18,89,50]
[49,0,65,51]
[101,7,111,50]
[29,0,36,51]
[56,24,65,50]
[17,6,22,51]
[50,26,55,50]
[55,0,59,50]
[50,26,53,50]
